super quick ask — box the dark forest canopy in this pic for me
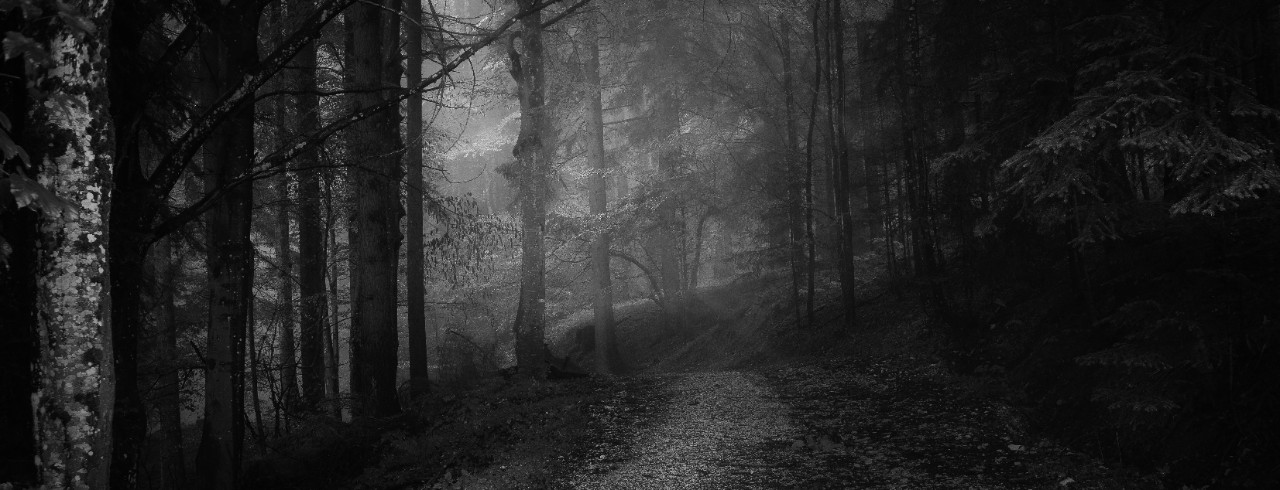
[2,0,1278,488]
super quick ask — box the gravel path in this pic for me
[567,371,802,489]
[557,359,1149,489]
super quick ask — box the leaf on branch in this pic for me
[55,1,97,35]
[0,126,31,167]
[2,31,49,66]
[5,171,82,218]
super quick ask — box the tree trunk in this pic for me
[106,0,154,483]
[154,237,185,489]
[854,18,882,243]
[582,10,622,374]
[827,0,857,326]
[325,172,342,417]
[509,0,550,378]
[275,135,299,420]
[346,0,404,417]
[779,15,805,325]
[270,1,299,418]
[405,0,432,397]
[24,3,116,486]
[194,4,259,487]
[292,0,328,412]
[653,0,685,319]
[803,0,824,327]
[247,306,265,440]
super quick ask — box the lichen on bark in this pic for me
[27,1,115,488]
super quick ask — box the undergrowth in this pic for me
[933,210,1280,489]
[243,376,622,489]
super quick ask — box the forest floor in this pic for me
[427,359,1154,489]
[254,274,1161,489]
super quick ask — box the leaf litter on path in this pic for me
[553,357,1155,489]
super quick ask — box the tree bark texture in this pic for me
[24,3,116,487]
[346,0,404,417]
[509,0,550,378]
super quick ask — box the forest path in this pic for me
[564,371,803,488]
[555,358,1120,489]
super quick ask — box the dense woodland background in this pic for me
[1,0,1279,488]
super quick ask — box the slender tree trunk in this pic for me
[897,0,937,279]
[405,0,432,397]
[293,0,328,412]
[779,15,805,325]
[583,10,622,373]
[24,3,116,486]
[690,210,713,291]
[509,0,550,378]
[247,308,264,440]
[855,18,882,243]
[155,237,186,489]
[803,0,824,327]
[194,4,259,487]
[275,142,299,420]
[827,0,857,326]
[346,0,404,417]
[325,172,342,417]
[269,1,299,421]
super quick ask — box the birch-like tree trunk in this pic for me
[26,2,115,487]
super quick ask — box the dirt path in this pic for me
[556,358,1147,489]
[565,371,803,489]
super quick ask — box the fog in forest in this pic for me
[2,0,1278,488]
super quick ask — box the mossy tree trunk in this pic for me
[24,2,116,487]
